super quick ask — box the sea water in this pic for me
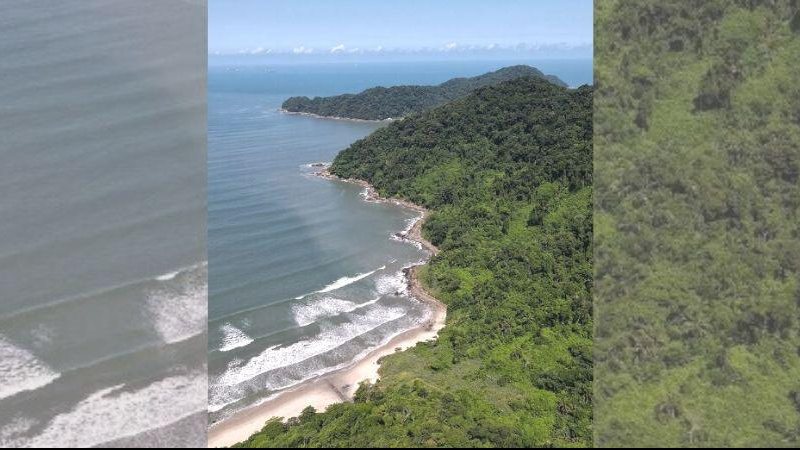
[0,1,207,447]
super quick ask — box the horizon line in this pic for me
[209,42,592,57]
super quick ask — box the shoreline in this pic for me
[278,108,395,123]
[207,166,445,448]
[315,167,438,256]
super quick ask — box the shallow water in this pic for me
[0,1,207,446]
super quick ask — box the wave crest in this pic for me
[0,335,60,401]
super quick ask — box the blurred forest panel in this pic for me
[595,0,800,447]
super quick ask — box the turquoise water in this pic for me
[207,59,592,421]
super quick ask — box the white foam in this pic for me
[0,335,60,401]
[375,270,409,296]
[0,417,35,436]
[292,296,381,327]
[155,262,207,282]
[206,400,228,413]
[209,301,429,413]
[389,215,424,249]
[403,214,423,234]
[213,305,405,392]
[218,324,254,352]
[0,417,37,447]
[318,266,385,294]
[156,270,180,281]
[29,324,54,347]
[212,308,427,414]
[293,266,385,300]
[145,271,207,345]
[9,372,207,448]
[390,233,423,250]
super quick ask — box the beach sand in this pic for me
[207,167,445,448]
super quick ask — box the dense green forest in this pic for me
[239,77,593,447]
[595,0,800,447]
[281,65,567,120]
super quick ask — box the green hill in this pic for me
[239,76,593,447]
[595,0,800,446]
[281,65,568,121]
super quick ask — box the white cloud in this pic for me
[250,47,271,55]
[292,45,313,54]
[348,47,361,53]
[330,44,346,53]
[444,42,458,51]
[375,45,384,52]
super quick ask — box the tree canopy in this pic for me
[595,0,800,446]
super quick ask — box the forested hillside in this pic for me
[595,0,800,447]
[281,65,567,120]
[240,77,593,447]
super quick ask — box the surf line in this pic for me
[294,265,386,300]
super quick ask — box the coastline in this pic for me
[207,166,445,448]
[278,108,395,123]
[315,167,438,256]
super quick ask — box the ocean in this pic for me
[207,59,592,422]
[0,1,207,447]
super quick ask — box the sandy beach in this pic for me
[207,167,445,448]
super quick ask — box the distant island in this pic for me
[242,76,593,447]
[280,65,567,121]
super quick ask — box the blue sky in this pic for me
[209,0,592,59]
